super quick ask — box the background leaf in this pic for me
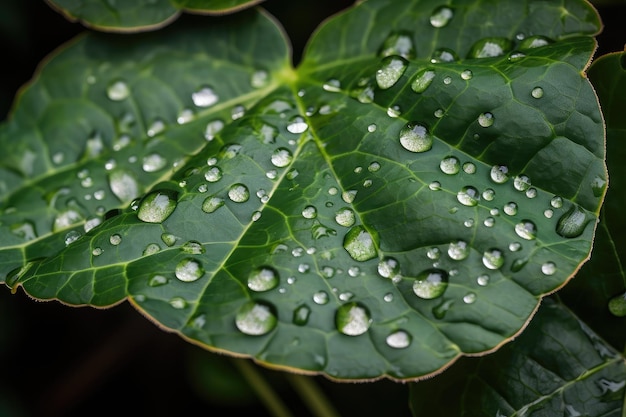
[45,0,264,32]
[2,0,606,382]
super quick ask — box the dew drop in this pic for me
[343,225,378,262]
[142,153,167,173]
[204,120,224,141]
[440,156,460,174]
[427,247,441,260]
[367,124,377,133]
[429,181,441,191]
[109,234,122,246]
[431,48,459,63]
[531,87,544,99]
[462,162,476,174]
[482,248,504,270]
[143,243,161,256]
[556,205,589,238]
[551,196,563,208]
[335,208,356,227]
[293,304,311,325]
[448,240,469,260]
[202,196,224,213]
[490,165,509,183]
[148,274,168,287]
[228,184,250,203]
[513,174,531,191]
[413,269,449,299]
[457,186,480,206]
[271,148,293,168]
[503,202,518,216]
[463,292,477,304]
[248,266,280,292]
[181,240,204,255]
[478,112,495,127]
[192,86,218,107]
[591,176,607,197]
[175,258,204,282]
[302,205,317,219]
[378,257,401,279]
[519,35,552,50]
[107,79,130,101]
[411,69,436,93]
[235,301,277,336]
[515,220,537,240]
[368,161,381,172]
[430,6,454,27]
[432,299,454,319]
[251,70,270,88]
[376,56,408,89]
[443,76,452,85]
[387,105,402,118]
[287,116,308,134]
[342,190,357,204]
[399,122,433,153]
[169,297,187,309]
[161,233,177,247]
[92,247,103,256]
[482,188,495,201]
[483,217,495,227]
[313,291,329,305]
[386,330,412,349]
[323,78,341,92]
[379,31,416,59]
[460,69,473,80]
[336,302,371,336]
[147,119,165,137]
[204,166,222,183]
[541,262,556,276]
[477,274,490,286]
[468,37,513,58]
[434,108,445,118]
[137,190,178,223]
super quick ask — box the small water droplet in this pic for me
[443,76,452,85]
[503,202,518,216]
[137,190,178,223]
[468,37,513,58]
[483,248,504,270]
[107,79,130,101]
[413,269,449,299]
[478,112,495,127]
[192,86,219,107]
[591,176,607,197]
[301,205,317,219]
[376,56,408,89]
[483,217,495,227]
[513,174,531,191]
[515,220,537,240]
[448,240,469,260]
[430,5,454,27]
[161,233,177,246]
[287,116,308,134]
[248,266,280,292]
[204,120,224,141]
[335,208,356,227]
[323,78,342,92]
[143,243,161,256]
[109,234,122,245]
[399,122,433,153]
[367,123,378,133]
[519,35,552,50]
[477,274,490,286]
[462,162,476,174]
[556,205,589,238]
[541,262,556,275]
[271,147,293,168]
[432,299,454,319]
[169,297,187,309]
[386,330,412,348]
[251,69,269,88]
[429,181,441,191]
[293,304,311,325]
[92,247,103,256]
[427,247,441,260]
[411,68,436,93]
[457,186,480,206]
[235,301,277,336]
[431,48,459,63]
[378,257,401,279]
[313,291,329,305]
[336,302,371,336]
[342,190,357,203]
[490,165,509,183]
[463,292,477,304]
[142,153,167,173]
[148,274,168,287]
[174,258,204,282]
[379,31,416,59]
[204,166,223,183]
[482,188,495,201]
[343,225,377,261]
[387,105,402,118]
[531,86,544,99]
[147,119,165,137]
[440,156,460,174]
[202,196,224,213]
[181,241,204,255]
[228,184,250,203]
[460,69,473,80]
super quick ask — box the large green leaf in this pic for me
[1,0,605,381]
[45,0,264,32]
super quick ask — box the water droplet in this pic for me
[376,56,408,89]
[531,86,544,99]
[336,302,371,336]
[550,196,563,209]
[137,190,178,223]
[431,48,459,63]
[148,274,168,287]
[468,37,513,58]
[366,124,378,133]
[399,122,433,153]
[250,69,269,88]
[161,233,177,246]
[462,162,476,174]
[483,217,495,227]
[490,165,509,183]
[477,274,490,286]
[107,79,130,101]
[482,188,495,201]
[192,86,218,107]
[478,112,495,127]
[248,266,280,292]
[323,78,341,92]
[141,153,167,173]
[181,241,204,255]
[413,269,449,299]
[463,292,477,304]
[147,119,165,137]
[202,196,224,213]
[519,35,552,50]
[434,108,445,118]
[302,205,317,219]
[525,188,537,199]
[287,116,308,134]
[271,148,293,168]
[591,176,607,197]
[342,190,357,204]
[293,304,311,325]
[513,174,531,191]
[312,220,337,239]
[109,234,122,245]
[378,257,401,279]
[343,225,377,261]
[443,76,452,85]
[503,202,518,216]
[482,248,504,270]
[457,186,480,206]
[429,181,441,191]
[432,299,454,319]
[204,120,224,141]
[411,68,436,93]
[440,156,460,174]
[515,220,537,240]
[387,105,402,118]
[448,240,469,260]
[92,247,103,256]
[175,258,204,282]
[235,301,277,336]
[313,291,329,305]
[379,31,416,59]
[335,208,356,227]
[427,247,441,260]
[541,262,556,275]
[386,330,412,349]
[460,69,473,80]
[608,293,626,317]
[556,205,589,238]
[430,6,454,27]
[228,184,250,203]
[204,166,222,183]
[143,243,161,256]
[508,242,522,252]
[169,297,187,309]
[177,108,193,124]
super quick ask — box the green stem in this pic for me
[232,358,294,417]
[285,373,342,417]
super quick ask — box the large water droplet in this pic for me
[482,248,504,270]
[107,79,130,101]
[379,31,416,59]
[468,37,513,58]
[448,240,469,260]
[137,190,178,223]
[204,166,223,183]
[235,301,277,336]
[411,68,436,93]
[440,156,460,174]
[248,266,280,292]
[413,269,449,299]
[490,165,509,183]
[192,86,219,107]
[386,330,412,349]
[343,225,377,261]
[271,148,293,168]
[457,186,480,206]
[399,122,433,153]
[378,257,401,279]
[175,258,204,282]
[556,205,589,238]
[430,6,454,27]
[513,174,531,191]
[515,220,537,240]
[336,302,372,336]
[228,184,250,203]
[302,205,317,219]
[376,56,408,89]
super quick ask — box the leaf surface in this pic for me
[45,0,264,32]
[0,0,605,381]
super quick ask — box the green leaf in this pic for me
[1,0,605,381]
[45,0,264,32]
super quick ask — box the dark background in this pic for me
[1,1,625,416]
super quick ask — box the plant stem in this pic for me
[232,358,294,417]
[285,373,342,417]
